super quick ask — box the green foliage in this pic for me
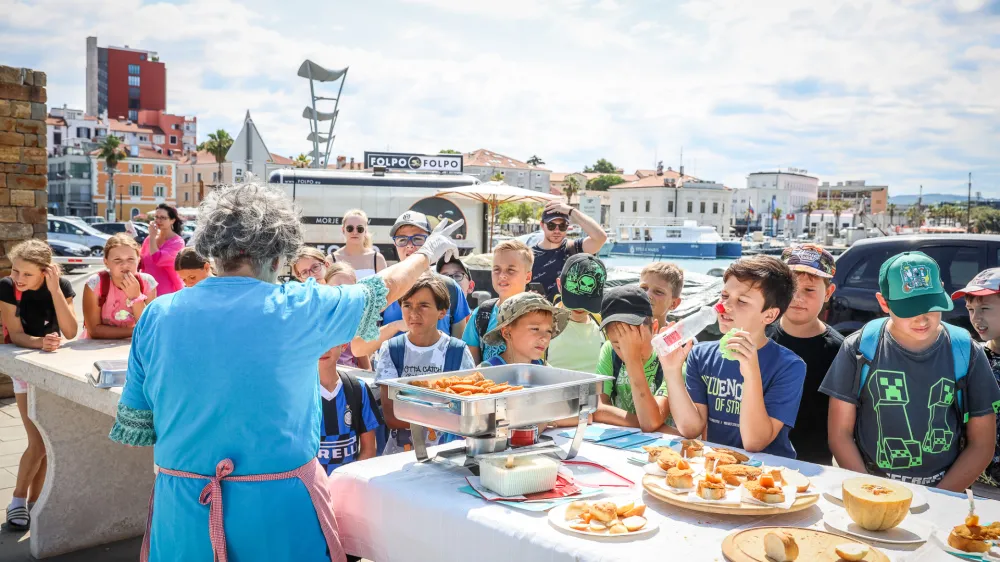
[585,174,626,191]
[564,177,580,203]
[971,206,1000,233]
[583,158,617,174]
[439,149,461,154]
[499,202,542,224]
[199,129,234,183]
[527,155,545,166]
[490,172,505,182]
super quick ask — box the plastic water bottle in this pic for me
[652,302,726,356]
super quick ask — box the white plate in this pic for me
[547,498,659,540]
[823,509,934,545]
[824,482,928,510]
[930,528,1000,560]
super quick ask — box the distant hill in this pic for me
[888,194,968,205]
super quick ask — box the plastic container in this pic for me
[652,302,726,357]
[479,454,559,497]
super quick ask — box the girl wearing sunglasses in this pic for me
[331,209,386,280]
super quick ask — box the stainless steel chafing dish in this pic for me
[378,364,612,464]
[88,360,128,388]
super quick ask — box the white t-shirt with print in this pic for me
[374,332,476,382]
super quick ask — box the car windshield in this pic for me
[58,219,103,237]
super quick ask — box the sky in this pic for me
[1,0,998,196]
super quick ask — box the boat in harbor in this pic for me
[607,219,742,259]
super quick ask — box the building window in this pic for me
[721,203,725,214]
[129,163,142,174]
[687,201,693,213]
[129,64,140,75]
[128,110,138,121]
[76,127,90,138]
[196,173,202,182]
[700,202,706,214]
[184,173,189,183]
[154,165,167,175]
[53,131,62,145]
[645,200,650,213]
[668,201,674,213]
[212,172,218,182]
[713,202,719,214]
[138,135,148,142]
[184,192,189,202]
[129,183,141,197]
[170,135,177,144]
[154,185,165,198]
[632,200,637,212]
[128,75,140,87]
[620,201,624,212]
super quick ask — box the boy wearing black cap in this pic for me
[548,254,607,373]
[594,285,672,433]
[530,200,608,301]
[437,256,474,298]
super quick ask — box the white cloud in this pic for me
[0,0,997,196]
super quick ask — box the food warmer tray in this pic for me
[378,364,611,464]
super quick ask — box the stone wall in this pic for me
[0,65,47,397]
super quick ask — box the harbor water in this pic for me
[601,256,736,275]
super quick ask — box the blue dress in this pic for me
[110,275,386,561]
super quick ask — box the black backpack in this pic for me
[336,369,366,437]
[475,298,499,341]
[609,350,663,405]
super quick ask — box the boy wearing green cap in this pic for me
[548,254,607,373]
[821,252,1000,491]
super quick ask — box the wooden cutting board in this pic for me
[721,527,889,562]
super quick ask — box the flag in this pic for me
[748,199,755,216]
[770,195,777,214]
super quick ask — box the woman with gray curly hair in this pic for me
[109,182,462,562]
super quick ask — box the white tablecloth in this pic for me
[329,430,1000,562]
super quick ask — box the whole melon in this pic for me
[842,477,913,531]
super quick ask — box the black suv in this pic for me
[826,235,1000,336]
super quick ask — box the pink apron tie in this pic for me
[141,458,345,562]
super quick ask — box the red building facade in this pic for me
[86,38,166,122]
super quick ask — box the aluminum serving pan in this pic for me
[379,364,611,437]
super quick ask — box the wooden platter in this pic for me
[722,526,889,562]
[642,474,819,516]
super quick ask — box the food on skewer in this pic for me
[666,459,695,489]
[745,474,785,504]
[833,543,870,562]
[763,530,799,561]
[697,472,727,500]
[718,464,761,486]
[680,439,704,458]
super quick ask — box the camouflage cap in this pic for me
[482,292,571,346]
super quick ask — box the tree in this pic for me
[97,135,126,220]
[563,177,580,204]
[514,202,541,225]
[972,207,1000,233]
[294,153,312,169]
[583,158,617,174]
[439,149,461,154]
[490,172,505,182]
[905,204,924,228]
[527,155,545,166]
[198,129,234,184]
[802,201,817,235]
[887,203,897,226]
[772,208,783,237]
[829,200,849,237]
[586,174,626,191]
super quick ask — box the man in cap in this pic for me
[530,200,607,302]
[822,252,1000,491]
[547,254,607,373]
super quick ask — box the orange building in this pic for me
[91,145,178,220]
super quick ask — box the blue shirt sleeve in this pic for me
[463,306,481,348]
[359,380,383,432]
[762,350,807,429]
[382,301,402,324]
[109,304,156,446]
[289,279,373,356]
[443,276,471,324]
[685,344,709,406]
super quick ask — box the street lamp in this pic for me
[298,60,348,169]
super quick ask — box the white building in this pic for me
[46,106,108,157]
[609,170,732,235]
[732,169,818,217]
[463,149,550,193]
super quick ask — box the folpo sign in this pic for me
[363,152,464,173]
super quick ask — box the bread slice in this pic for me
[719,464,761,486]
[655,449,683,471]
[745,480,785,504]
[564,501,588,521]
[622,516,647,532]
[681,439,704,458]
[642,445,673,463]
[711,447,750,463]
[704,451,738,468]
[614,500,634,517]
[778,468,811,493]
[623,503,646,518]
[697,479,726,500]
[666,467,695,489]
[763,531,799,561]
[948,526,991,553]
[589,501,617,523]
[834,542,870,561]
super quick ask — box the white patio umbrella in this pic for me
[436,181,559,250]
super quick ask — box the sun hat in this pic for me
[599,285,653,330]
[952,268,1000,300]
[482,292,570,346]
[878,251,954,318]
[780,244,835,279]
[560,254,607,313]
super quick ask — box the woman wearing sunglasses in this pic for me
[331,209,386,280]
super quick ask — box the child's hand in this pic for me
[655,322,693,371]
[724,330,760,374]
[609,323,646,365]
[122,272,142,300]
[43,265,61,294]
[41,333,61,352]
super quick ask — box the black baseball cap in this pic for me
[560,254,607,313]
[599,285,653,329]
[437,255,471,279]
[542,209,569,224]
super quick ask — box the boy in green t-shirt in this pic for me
[594,285,674,433]
[547,254,607,373]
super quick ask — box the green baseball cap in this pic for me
[878,251,954,318]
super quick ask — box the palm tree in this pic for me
[905,204,924,228]
[802,201,817,235]
[527,155,545,167]
[829,200,849,238]
[564,177,580,205]
[198,129,234,185]
[294,153,311,169]
[490,172,505,182]
[887,203,897,226]
[771,207,783,237]
[97,135,126,220]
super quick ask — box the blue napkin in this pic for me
[558,425,640,443]
[598,432,659,450]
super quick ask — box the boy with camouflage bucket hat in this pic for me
[479,292,570,367]
[548,254,607,373]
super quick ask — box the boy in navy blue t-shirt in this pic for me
[317,343,383,474]
[661,256,806,458]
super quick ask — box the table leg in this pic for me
[28,387,154,559]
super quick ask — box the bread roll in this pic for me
[763,531,798,561]
[564,501,588,521]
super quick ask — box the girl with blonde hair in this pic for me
[332,209,386,280]
[82,233,158,339]
[1,238,78,531]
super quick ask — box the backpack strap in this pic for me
[446,279,460,328]
[853,317,889,399]
[387,334,407,379]
[485,355,507,367]
[98,270,111,308]
[476,299,498,341]
[337,369,366,436]
[610,351,623,404]
[943,323,973,424]
[443,337,467,372]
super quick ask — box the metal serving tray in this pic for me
[379,364,611,463]
[88,360,128,389]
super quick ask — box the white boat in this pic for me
[609,218,742,259]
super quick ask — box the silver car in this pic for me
[48,216,111,256]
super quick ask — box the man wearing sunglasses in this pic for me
[379,211,471,339]
[530,200,608,301]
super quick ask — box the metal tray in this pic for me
[88,360,127,389]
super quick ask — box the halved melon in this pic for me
[842,477,912,531]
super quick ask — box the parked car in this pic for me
[825,235,1000,337]
[48,216,111,256]
[91,222,148,244]
[48,239,93,273]
[82,216,106,225]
